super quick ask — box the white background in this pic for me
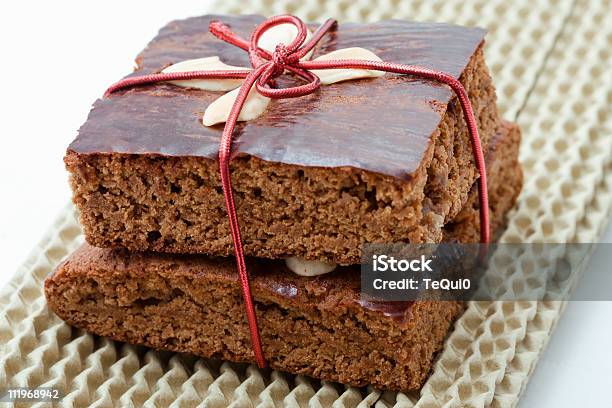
[0,2,610,406]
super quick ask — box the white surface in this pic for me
[0,2,610,407]
[0,0,214,277]
[520,226,612,407]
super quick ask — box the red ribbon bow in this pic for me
[105,14,489,369]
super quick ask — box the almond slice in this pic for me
[162,56,248,91]
[310,47,385,85]
[285,257,338,276]
[257,23,314,60]
[202,85,271,126]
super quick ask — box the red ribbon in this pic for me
[105,15,490,369]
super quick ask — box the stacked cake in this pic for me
[45,15,522,391]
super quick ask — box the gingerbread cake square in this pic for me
[47,122,521,392]
[66,15,500,264]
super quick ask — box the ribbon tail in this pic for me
[104,69,251,97]
[448,78,490,245]
[295,18,337,60]
[218,65,269,368]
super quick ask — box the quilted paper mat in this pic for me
[1,0,611,407]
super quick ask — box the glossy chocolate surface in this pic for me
[69,15,485,180]
[357,299,415,324]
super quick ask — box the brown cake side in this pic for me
[46,123,521,392]
[45,247,465,392]
[65,16,500,264]
[445,121,522,242]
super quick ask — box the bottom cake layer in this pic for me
[45,122,522,392]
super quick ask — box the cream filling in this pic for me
[285,257,337,276]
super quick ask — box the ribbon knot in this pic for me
[270,44,290,76]
[225,14,327,99]
[103,14,490,370]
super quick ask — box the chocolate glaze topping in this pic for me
[357,299,415,324]
[69,15,485,180]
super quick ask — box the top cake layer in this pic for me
[66,15,500,263]
[69,15,486,180]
